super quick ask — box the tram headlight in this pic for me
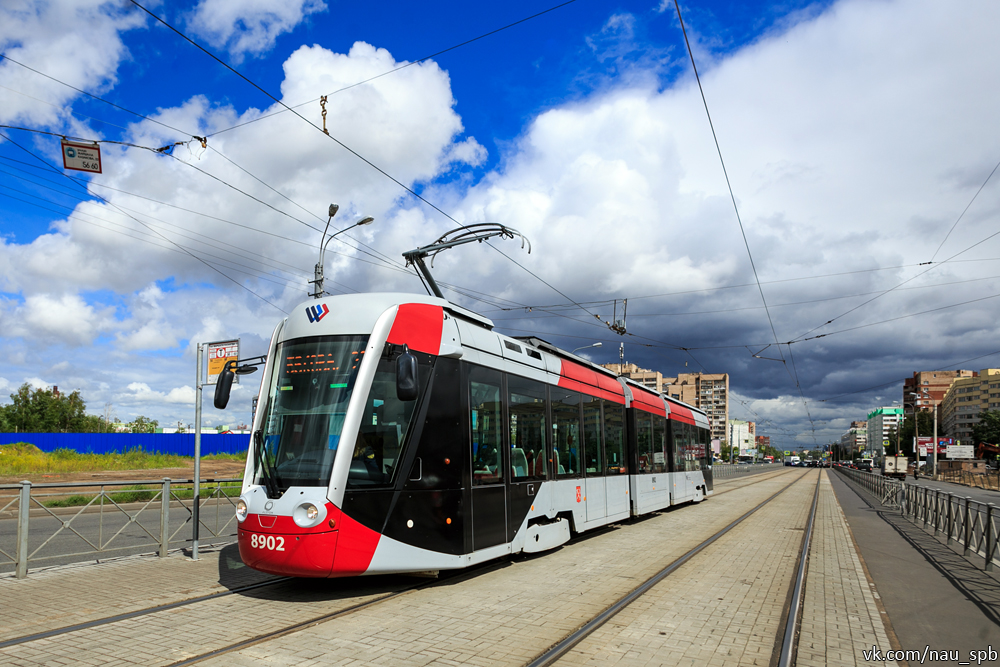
[236,498,248,522]
[292,502,324,528]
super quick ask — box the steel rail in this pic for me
[524,469,812,667]
[776,470,822,667]
[0,575,292,649]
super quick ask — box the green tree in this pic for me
[972,410,1000,445]
[127,415,159,434]
[0,384,105,433]
[896,412,942,455]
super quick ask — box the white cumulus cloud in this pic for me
[187,0,326,61]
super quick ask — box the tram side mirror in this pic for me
[396,345,419,401]
[214,361,236,409]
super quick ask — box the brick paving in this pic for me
[554,469,817,667]
[0,543,275,642]
[194,471,808,667]
[796,471,898,667]
[0,469,868,667]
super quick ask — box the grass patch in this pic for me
[0,443,247,477]
[41,482,243,508]
[44,494,94,508]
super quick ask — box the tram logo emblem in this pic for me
[306,304,330,323]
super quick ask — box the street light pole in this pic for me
[908,392,920,479]
[933,402,939,479]
[571,342,602,354]
[311,204,375,298]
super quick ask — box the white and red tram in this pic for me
[232,292,712,577]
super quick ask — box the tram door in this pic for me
[603,401,629,516]
[507,377,547,542]
[582,396,606,522]
[469,368,507,551]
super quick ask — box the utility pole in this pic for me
[933,403,939,479]
[192,343,203,560]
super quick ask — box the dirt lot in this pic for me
[0,459,247,487]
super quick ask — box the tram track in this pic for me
[166,469,815,667]
[526,468,821,667]
[0,469,810,667]
[0,576,293,649]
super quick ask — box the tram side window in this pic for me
[652,415,667,474]
[470,368,503,486]
[347,349,432,488]
[671,420,688,473]
[636,411,653,473]
[603,401,626,474]
[508,376,547,480]
[695,426,711,470]
[582,396,602,476]
[551,389,581,477]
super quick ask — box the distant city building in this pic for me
[903,370,975,414]
[728,419,755,458]
[663,373,730,443]
[940,369,1000,443]
[756,435,770,449]
[601,363,667,393]
[867,407,902,456]
[840,421,867,456]
[599,366,730,443]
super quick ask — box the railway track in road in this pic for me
[0,469,810,667]
[526,469,821,667]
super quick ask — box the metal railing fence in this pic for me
[938,468,1000,491]
[712,462,784,479]
[835,466,998,572]
[0,477,242,579]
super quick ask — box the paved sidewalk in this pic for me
[0,543,274,642]
[555,469,818,666]
[0,471,803,667]
[830,469,1000,660]
[797,471,898,667]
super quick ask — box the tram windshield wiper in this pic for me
[254,429,282,498]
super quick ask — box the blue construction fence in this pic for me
[0,433,250,456]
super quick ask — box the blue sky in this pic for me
[2,0,1000,449]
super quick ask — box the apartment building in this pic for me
[840,421,867,455]
[663,373,730,443]
[867,407,902,457]
[728,419,755,457]
[601,363,667,393]
[599,366,731,443]
[940,369,1000,443]
[903,370,975,414]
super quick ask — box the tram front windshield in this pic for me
[256,335,368,490]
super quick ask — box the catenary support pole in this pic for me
[16,481,30,579]
[160,477,171,557]
[193,343,203,560]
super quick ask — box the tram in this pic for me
[221,292,712,578]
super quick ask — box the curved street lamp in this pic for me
[572,342,602,354]
[311,203,375,298]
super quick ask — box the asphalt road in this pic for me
[830,470,1000,657]
[905,475,1000,506]
[0,499,238,574]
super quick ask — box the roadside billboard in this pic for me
[207,339,239,385]
[917,437,952,455]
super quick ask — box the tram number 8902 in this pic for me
[249,533,285,551]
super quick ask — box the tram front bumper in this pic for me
[238,527,339,577]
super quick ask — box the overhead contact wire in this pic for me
[126,0,602,322]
